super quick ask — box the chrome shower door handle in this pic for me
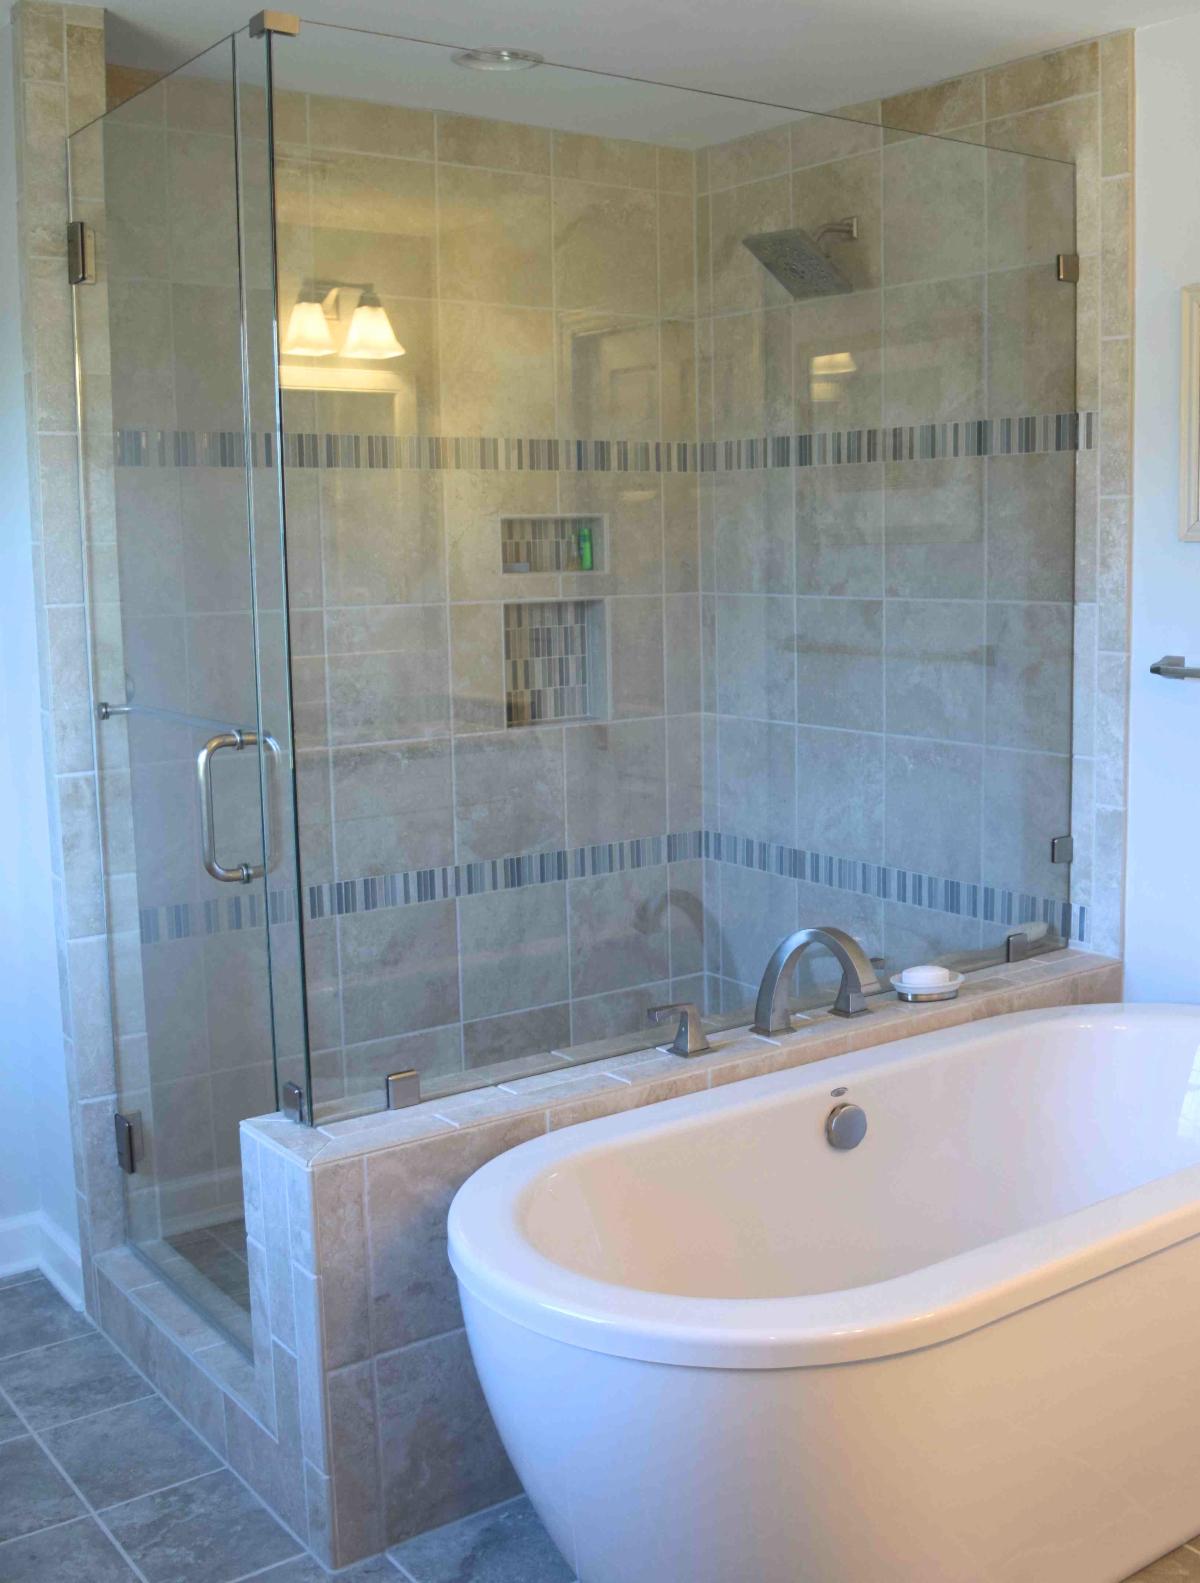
[196,729,265,884]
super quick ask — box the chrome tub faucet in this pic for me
[751,926,880,1035]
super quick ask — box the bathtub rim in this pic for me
[448,1003,1200,1369]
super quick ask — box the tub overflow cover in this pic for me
[826,1102,868,1150]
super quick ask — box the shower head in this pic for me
[742,217,859,299]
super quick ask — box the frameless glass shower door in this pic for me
[268,23,1079,1123]
[71,14,1079,1342]
[70,32,303,1351]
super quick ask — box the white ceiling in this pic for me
[108,0,1200,128]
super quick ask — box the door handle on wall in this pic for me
[1150,654,1200,680]
[196,729,270,884]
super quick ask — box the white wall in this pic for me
[0,17,82,1302]
[1125,15,1200,1000]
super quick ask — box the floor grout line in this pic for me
[0,1369,157,1583]
[0,1272,45,1290]
[217,1546,311,1583]
[95,1468,226,1516]
[5,1383,159,1435]
[1,1292,312,1580]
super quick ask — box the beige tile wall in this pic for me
[695,36,1132,996]
[271,100,707,1114]
[696,103,1081,1008]
[10,0,113,1315]
[878,37,1134,955]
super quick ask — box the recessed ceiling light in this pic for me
[451,47,544,71]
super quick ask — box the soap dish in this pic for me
[890,969,964,1003]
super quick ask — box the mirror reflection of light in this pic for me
[281,296,336,357]
[810,350,856,406]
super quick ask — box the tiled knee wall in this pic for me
[231,950,1119,1568]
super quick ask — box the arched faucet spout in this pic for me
[750,926,880,1035]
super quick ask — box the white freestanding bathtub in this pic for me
[448,1005,1200,1583]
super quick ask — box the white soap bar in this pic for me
[899,964,954,988]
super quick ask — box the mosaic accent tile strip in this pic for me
[113,411,1095,476]
[503,600,594,726]
[138,827,1086,947]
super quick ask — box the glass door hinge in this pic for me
[1051,834,1074,864]
[67,221,95,285]
[1056,253,1080,283]
[113,1111,141,1174]
[281,1081,306,1124]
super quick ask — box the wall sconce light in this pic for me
[281,283,405,361]
[281,293,337,357]
[342,290,406,360]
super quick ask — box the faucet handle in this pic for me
[648,1002,711,1057]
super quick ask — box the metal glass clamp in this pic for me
[196,729,266,884]
[1150,655,1200,680]
[386,1070,421,1109]
[249,10,300,37]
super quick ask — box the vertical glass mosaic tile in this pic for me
[504,600,595,725]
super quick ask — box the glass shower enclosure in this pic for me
[70,17,1079,1346]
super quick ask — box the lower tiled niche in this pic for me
[503,598,607,727]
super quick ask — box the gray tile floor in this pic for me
[163,1222,251,1317]
[0,1269,318,1583]
[0,1266,1196,1582]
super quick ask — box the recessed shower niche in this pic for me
[499,516,609,727]
[501,515,605,575]
[503,598,608,727]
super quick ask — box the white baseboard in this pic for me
[0,1211,84,1310]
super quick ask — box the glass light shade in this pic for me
[342,301,406,360]
[282,298,336,357]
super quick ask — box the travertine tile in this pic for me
[1100,32,1134,177]
[989,96,1100,257]
[365,1114,545,1352]
[308,95,433,158]
[437,112,549,173]
[1101,176,1133,338]
[437,166,552,307]
[327,1361,384,1560]
[882,73,983,135]
[1101,335,1133,496]
[376,1330,519,1546]
[551,129,658,189]
[553,177,658,315]
[984,41,1098,118]
[791,102,881,168]
[656,145,695,193]
[705,123,790,191]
